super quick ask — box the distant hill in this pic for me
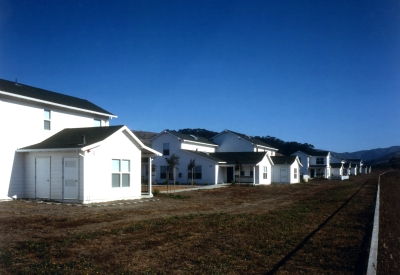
[334,146,400,164]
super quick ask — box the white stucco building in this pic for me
[0,78,160,203]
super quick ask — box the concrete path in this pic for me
[159,184,230,194]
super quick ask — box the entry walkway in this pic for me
[159,184,230,193]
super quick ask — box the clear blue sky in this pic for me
[1,0,399,153]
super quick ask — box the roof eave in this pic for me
[0,90,117,118]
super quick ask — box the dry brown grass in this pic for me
[377,170,400,275]
[0,173,381,274]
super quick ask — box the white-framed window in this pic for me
[163,143,169,156]
[263,166,268,179]
[188,166,202,179]
[94,119,101,127]
[112,159,130,187]
[240,167,245,177]
[294,168,298,179]
[160,166,173,179]
[316,158,324,164]
[44,109,51,130]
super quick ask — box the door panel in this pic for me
[280,168,288,183]
[63,157,78,200]
[36,157,51,199]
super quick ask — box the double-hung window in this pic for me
[294,168,298,179]
[316,158,324,164]
[163,143,170,156]
[188,166,202,179]
[263,166,268,179]
[112,159,130,187]
[44,110,51,130]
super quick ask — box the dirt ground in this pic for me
[0,180,350,246]
[0,173,377,274]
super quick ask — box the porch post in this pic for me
[253,166,256,184]
[148,157,152,197]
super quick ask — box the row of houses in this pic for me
[0,78,369,204]
[147,130,301,185]
[291,151,371,181]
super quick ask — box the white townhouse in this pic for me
[291,151,332,179]
[151,130,277,185]
[151,130,219,184]
[0,78,160,203]
[347,159,363,174]
[211,129,279,155]
[271,156,302,184]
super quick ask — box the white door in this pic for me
[63,157,78,200]
[36,157,51,199]
[280,168,288,183]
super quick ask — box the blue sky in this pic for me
[1,1,399,153]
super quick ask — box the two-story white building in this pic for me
[0,78,160,203]
[291,151,331,179]
[151,129,300,185]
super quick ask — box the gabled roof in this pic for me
[152,130,218,147]
[211,129,278,151]
[311,150,330,156]
[16,125,161,155]
[271,156,300,165]
[183,150,226,163]
[211,152,269,165]
[0,78,116,117]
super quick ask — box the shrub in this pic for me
[152,188,160,197]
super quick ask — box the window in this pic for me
[240,168,245,177]
[44,110,51,130]
[188,166,202,179]
[112,159,130,187]
[195,166,202,179]
[294,168,298,179]
[163,143,169,156]
[160,166,173,179]
[250,168,254,177]
[263,166,268,179]
[94,119,101,127]
[316,158,324,164]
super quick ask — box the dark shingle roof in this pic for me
[271,156,298,165]
[0,78,115,116]
[18,126,124,150]
[210,152,268,165]
[218,130,277,150]
[166,131,217,146]
[330,163,344,168]
[184,151,225,163]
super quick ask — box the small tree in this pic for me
[165,154,180,193]
[235,159,242,185]
[187,159,196,185]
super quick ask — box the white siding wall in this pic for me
[213,132,254,152]
[0,96,110,200]
[152,132,218,184]
[82,130,142,203]
[181,142,216,152]
[257,156,272,185]
[291,152,309,176]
